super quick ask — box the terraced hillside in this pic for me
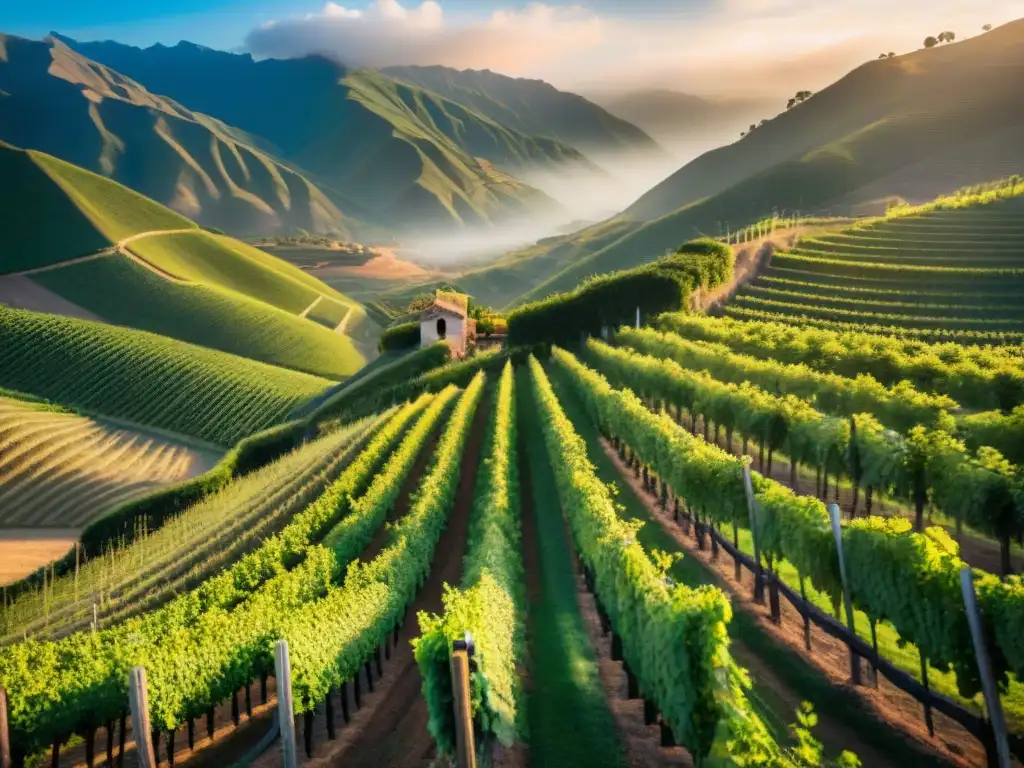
[0,143,371,374]
[0,395,217,528]
[0,307,332,446]
[728,195,1024,342]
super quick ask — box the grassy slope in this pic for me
[33,254,364,379]
[0,142,369,374]
[0,306,330,445]
[511,20,1024,305]
[0,35,352,237]
[517,368,628,767]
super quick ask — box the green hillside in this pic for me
[726,192,1024,343]
[382,65,662,156]
[32,254,364,378]
[0,35,354,237]
[0,306,330,446]
[0,143,370,376]
[44,35,572,231]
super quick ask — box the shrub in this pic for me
[379,321,420,351]
[507,239,733,347]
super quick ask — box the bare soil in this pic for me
[307,248,437,281]
[0,528,79,585]
[600,436,996,768]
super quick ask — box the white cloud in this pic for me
[244,0,1021,97]
[245,1,604,73]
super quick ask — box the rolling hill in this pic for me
[502,19,1024,304]
[43,34,590,231]
[0,142,370,376]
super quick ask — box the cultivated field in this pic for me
[0,307,333,446]
[730,195,1024,342]
[0,395,217,529]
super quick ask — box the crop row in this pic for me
[656,313,1024,411]
[550,346,1024,705]
[583,339,1024,575]
[731,295,1024,333]
[416,361,524,755]
[768,252,1024,283]
[615,327,955,433]
[721,306,1024,348]
[742,285,1024,320]
[0,384,469,756]
[755,276,1023,306]
[0,307,330,446]
[1,415,379,641]
[526,355,806,764]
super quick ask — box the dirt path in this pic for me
[299,296,323,319]
[306,393,489,768]
[9,229,198,277]
[334,306,354,335]
[599,436,978,768]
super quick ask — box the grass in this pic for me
[33,254,365,379]
[33,150,196,243]
[0,306,332,446]
[547,367,955,766]
[0,143,109,271]
[516,367,628,768]
[0,396,217,529]
[0,416,373,641]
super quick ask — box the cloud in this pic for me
[246,1,604,73]
[245,0,1021,97]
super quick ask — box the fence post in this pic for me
[0,685,11,768]
[128,667,156,768]
[742,465,765,604]
[450,634,477,768]
[828,504,862,685]
[960,568,1011,768]
[275,640,298,768]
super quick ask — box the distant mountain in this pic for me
[7,34,578,235]
[382,65,664,158]
[482,18,1024,307]
[0,34,355,237]
[594,89,773,157]
[627,20,1024,222]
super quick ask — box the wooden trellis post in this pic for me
[450,633,477,768]
[742,465,765,604]
[129,667,156,768]
[275,640,298,768]
[828,504,862,685]
[961,568,1011,768]
[0,685,11,768]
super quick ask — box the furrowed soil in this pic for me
[0,528,78,585]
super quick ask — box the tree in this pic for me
[887,52,896,58]
[924,36,938,48]
[983,23,992,32]
[938,30,956,43]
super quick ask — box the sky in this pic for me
[5,0,1020,97]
